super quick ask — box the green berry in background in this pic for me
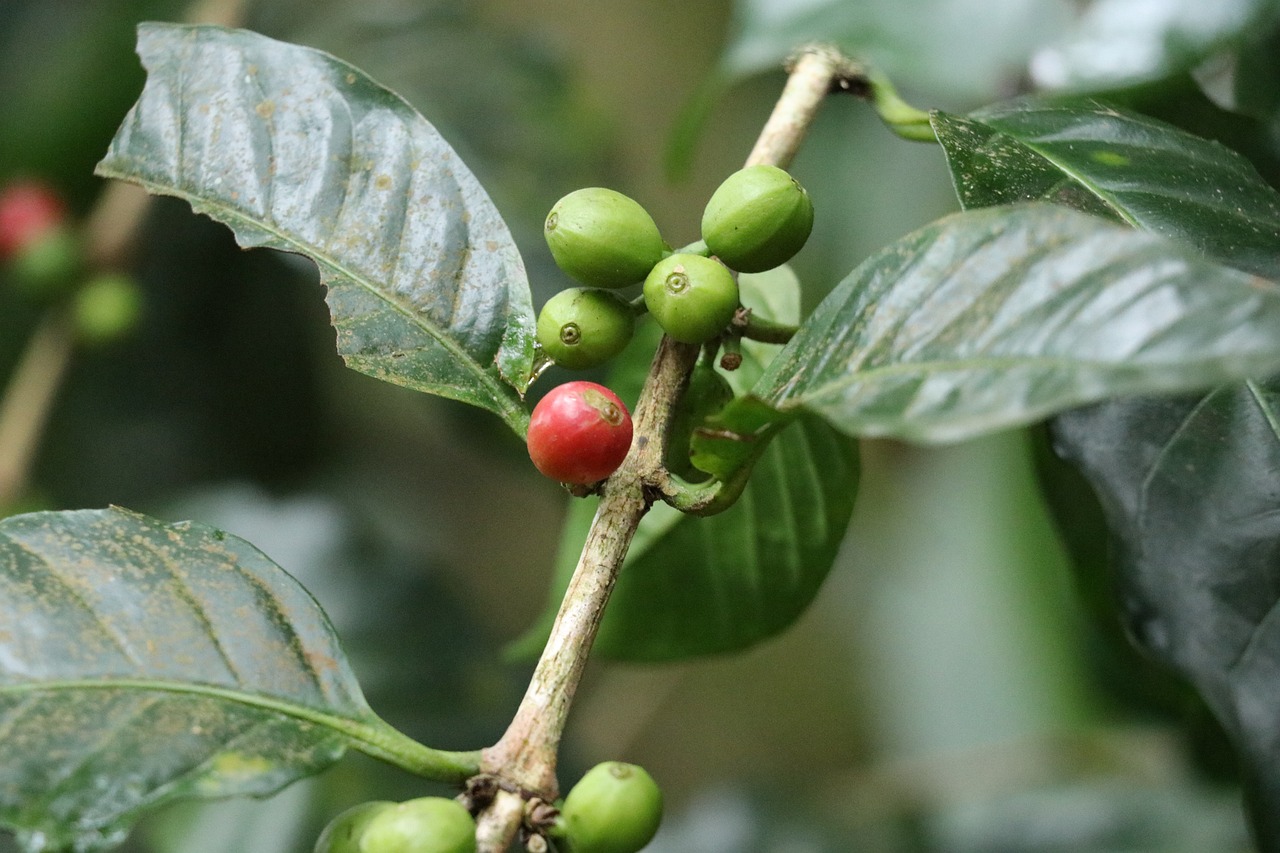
[73,273,143,346]
[642,254,738,344]
[358,797,476,853]
[537,287,636,369]
[700,164,813,273]
[666,362,735,482]
[313,801,394,853]
[10,228,82,301]
[559,761,663,853]
[545,188,667,288]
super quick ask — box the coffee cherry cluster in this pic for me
[528,167,810,486]
[536,167,811,368]
[314,796,476,853]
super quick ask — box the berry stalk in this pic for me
[474,44,854,852]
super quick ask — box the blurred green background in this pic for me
[3,0,1279,850]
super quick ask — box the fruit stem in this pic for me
[736,311,798,344]
[474,43,855,852]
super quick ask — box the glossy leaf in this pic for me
[932,97,1280,280]
[511,268,858,662]
[937,94,1280,841]
[1050,381,1280,848]
[756,202,1280,443]
[95,23,535,435]
[0,507,474,852]
[1029,0,1279,91]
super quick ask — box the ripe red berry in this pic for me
[0,180,67,261]
[528,381,633,485]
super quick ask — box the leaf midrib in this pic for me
[0,677,478,781]
[93,167,526,432]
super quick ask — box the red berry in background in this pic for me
[528,381,633,485]
[0,180,67,261]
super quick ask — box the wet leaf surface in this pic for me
[0,507,462,852]
[755,203,1280,443]
[96,24,535,435]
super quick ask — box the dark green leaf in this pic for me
[1028,0,1280,91]
[1050,380,1280,849]
[510,267,858,662]
[756,202,1280,443]
[938,94,1280,842]
[95,23,535,436]
[0,507,474,852]
[932,97,1280,279]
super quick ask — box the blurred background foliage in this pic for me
[1,0,1279,849]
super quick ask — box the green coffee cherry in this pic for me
[545,188,667,288]
[11,228,81,301]
[560,761,663,853]
[73,273,143,346]
[666,363,734,482]
[537,288,635,369]
[642,254,738,344]
[358,797,476,853]
[700,164,813,273]
[313,801,394,853]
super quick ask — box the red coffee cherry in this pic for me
[527,381,633,485]
[0,180,67,261]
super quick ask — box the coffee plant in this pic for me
[2,1,1280,851]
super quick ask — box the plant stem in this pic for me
[474,44,851,852]
[0,310,75,510]
[745,45,863,170]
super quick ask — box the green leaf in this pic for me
[510,267,858,662]
[95,23,535,436]
[931,97,1280,279]
[0,507,476,852]
[1049,381,1280,848]
[755,202,1280,443]
[935,94,1280,842]
[1028,0,1280,91]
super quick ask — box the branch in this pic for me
[473,44,853,852]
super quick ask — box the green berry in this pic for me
[545,188,667,288]
[11,228,81,301]
[314,801,394,853]
[358,797,476,853]
[666,363,734,482]
[642,254,738,344]
[701,164,813,273]
[73,273,143,346]
[537,288,635,369]
[560,762,663,853]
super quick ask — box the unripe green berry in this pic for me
[11,228,81,301]
[73,273,143,346]
[314,801,394,853]
[545,188,667,288]
[560,762,663,853]
[642,254,738,344]
[537,288,635,369]
[358,797,476,853]
[666,363,734,482]
[701,164,813,273]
